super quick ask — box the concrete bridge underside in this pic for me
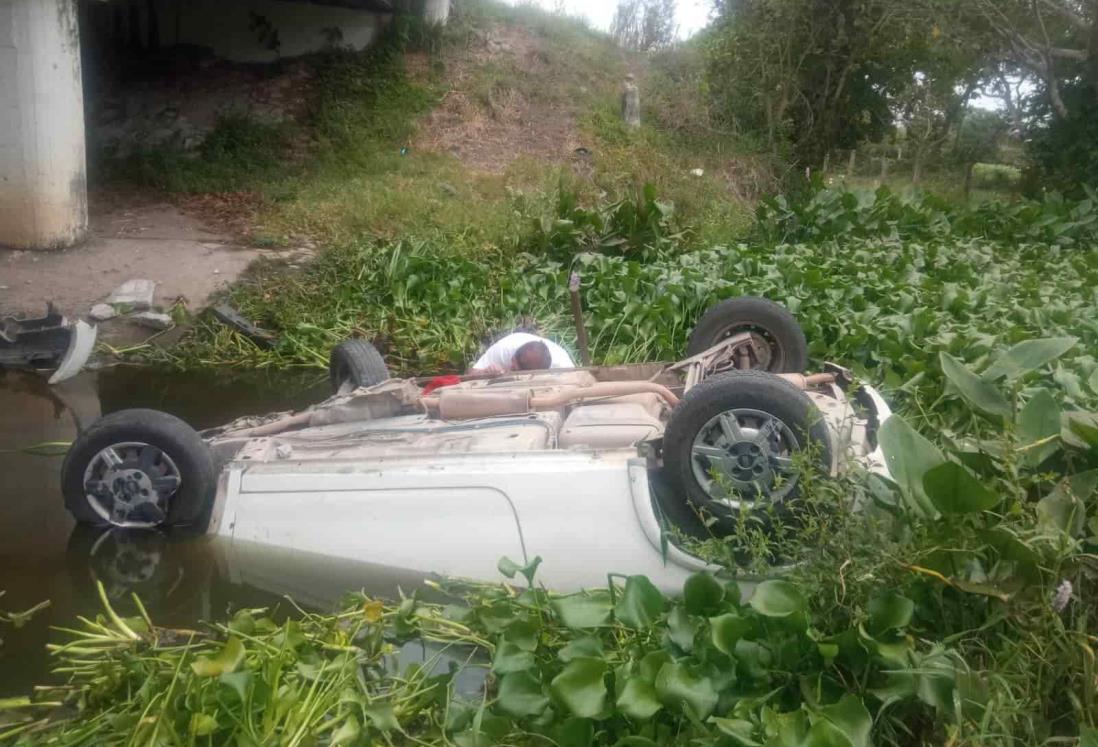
[0,0,449,252]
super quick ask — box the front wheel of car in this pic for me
[61,409,216,530]
[660,371,831,538]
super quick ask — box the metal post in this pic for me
[569,272,592,366]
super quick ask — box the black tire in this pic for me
[660,371,832,538]
[686,296,808,373]
[61,409,216,529]
[329,339,390,394]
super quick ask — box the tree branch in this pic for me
[1038,0,1091,31]
[1048,45,1088,60]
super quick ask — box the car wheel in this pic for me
[660,371,831,538]
[61,409,216,529]
[686,296,808,373]
[329,339,390,395]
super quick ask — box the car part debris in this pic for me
[48,321,98,384]
[1,305,97,384]
[209,303,277,348]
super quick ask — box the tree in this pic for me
[949,108,1009,197]
[964,0,1096,190]
[612,0,678,51]
[705,0,972,167]
[970,0,1093,120]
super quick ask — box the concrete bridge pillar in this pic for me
[0,0,88,250]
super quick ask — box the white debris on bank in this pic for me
[105,279,156,310]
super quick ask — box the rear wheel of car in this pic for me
[660,371,831,538]
[329,339,390,395]
[61,409,216,530]
[686,296,808,373]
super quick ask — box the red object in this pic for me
[422,375,462,395]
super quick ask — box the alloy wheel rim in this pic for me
[690,407,800,509]
[82,442,181,528]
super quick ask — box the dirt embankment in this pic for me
[412,24,609,174]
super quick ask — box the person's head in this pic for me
[512,340,552,371]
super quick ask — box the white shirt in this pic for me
[471,333,576,371]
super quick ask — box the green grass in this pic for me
[101,114,297,194]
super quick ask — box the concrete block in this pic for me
[130,311,173,330]
[106,279,156,310]
[89,303,118,321]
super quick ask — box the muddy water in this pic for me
[0,367,426,697]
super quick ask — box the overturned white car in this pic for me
[61,298,891,592]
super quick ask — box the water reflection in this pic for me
[0,367,440,697]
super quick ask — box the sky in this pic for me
[505,0,714,39]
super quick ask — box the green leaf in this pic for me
[683,572,725,615]
[550,658,608,719]
[922,462,999,514]
[1037,470,1098,537]
[1017,390,1061,466]
[498,556,542,585]
[558,636,604,662]
[191,637,245,677]
[228,610,256,636]
[867,592,914,634]
[1064,411,1098,449]
[1080,725,1098,747]
[189,713,219,737]
[552,592,612,629]
[818,642,839,663]
[667,606,699,652]
[749,580,805,618]
[804,719,859,747]
[709,717,761,746]
[363,701,400,732]
[493,640,535,674]
[497,672,549,717]
[612,738,659,747]
[614,576,666,630]
[816,695,872,747]
[878,415,945,518]
[983,337,1077,381]
[638,650,672,683]
[913,651,957,713]
[503,619,539,652]
[940,352,1011,419]
[452,728,491,747]
[556,717,593,747]
[616,677,662,720]
[331,715,361,746]
[655,661,718,720]
[710,612,752,655]
[218,671,251,701]
[763,709,809,747]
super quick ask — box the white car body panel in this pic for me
[203,371,892,594]
[218,450,722,593]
